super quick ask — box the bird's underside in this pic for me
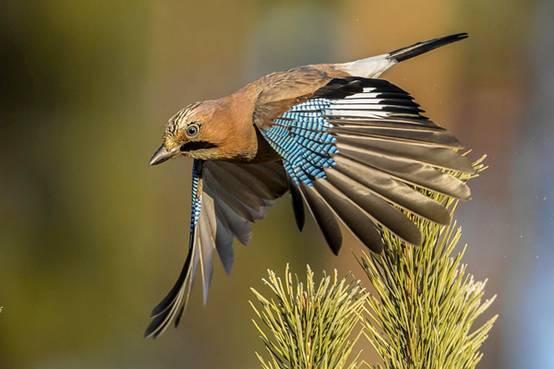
[145,33,472,338]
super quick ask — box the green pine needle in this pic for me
[250,265,367,369]
[360,156,497,369]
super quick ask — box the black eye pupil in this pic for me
[187,125,198,136]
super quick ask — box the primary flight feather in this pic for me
[146,33,472,338]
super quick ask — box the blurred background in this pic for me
[1,0,553,368]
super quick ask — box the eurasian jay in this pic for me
[146,33,473,337]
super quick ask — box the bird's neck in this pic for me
[206,88,260,162]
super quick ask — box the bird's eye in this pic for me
[185,123,200,138]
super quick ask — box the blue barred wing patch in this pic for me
[260,98,337,186]
[190,160,203,230]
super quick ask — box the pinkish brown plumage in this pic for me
[146,33,472,338]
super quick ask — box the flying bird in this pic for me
[146,33,473,337]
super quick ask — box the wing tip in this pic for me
[144,321,161,339]
[457,182,472,200]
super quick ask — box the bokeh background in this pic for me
[1,0,553,368]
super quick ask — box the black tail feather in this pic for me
[389,33,468,63]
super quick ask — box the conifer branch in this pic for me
[251,265,367,369]
[360,156,497,369]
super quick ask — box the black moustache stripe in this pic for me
[180,141,217,152]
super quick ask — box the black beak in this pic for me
[149,145,176,166]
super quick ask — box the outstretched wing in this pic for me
[256,77,474,254]
[145,159,288,338]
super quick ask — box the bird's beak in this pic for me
[149,144,177,166]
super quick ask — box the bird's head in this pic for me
[149,101,227,165]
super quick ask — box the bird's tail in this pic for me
[388,33,468,62]
[338,33,468,78]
